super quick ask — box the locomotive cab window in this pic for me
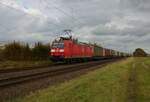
[52,43,64,48]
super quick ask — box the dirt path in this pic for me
[127,63,137,102]
[127,61,149,102]
[142,62,149,71]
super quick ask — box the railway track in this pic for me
[0,58,122,87]
[0,62,64,73]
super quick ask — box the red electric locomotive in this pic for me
[49,30,129,62]
[49,31,93,62]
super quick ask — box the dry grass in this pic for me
[134,57,150,102]
[0,60,52,70]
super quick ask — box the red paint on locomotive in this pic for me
[50,37,93,59]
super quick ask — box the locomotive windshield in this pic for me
[52,43,64,48]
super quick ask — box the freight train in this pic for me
[49,34,129,62]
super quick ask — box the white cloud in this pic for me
[105,16,134,30]
[0,0,21,9]
[0,0,46,18]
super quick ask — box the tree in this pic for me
[32,42,50,60]
[3,42,22,60]
[133,48,147,57]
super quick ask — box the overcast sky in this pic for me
[0,0,150,53]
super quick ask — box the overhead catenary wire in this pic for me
[42,0,73,29]
[0,1,67,34]
[44,0,79,20]
[43,0,83,29]
[0,0,84,39]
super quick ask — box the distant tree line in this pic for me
[133,48,147,57]
[0,42,50,61]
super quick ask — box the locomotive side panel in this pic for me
[64,40,72,58]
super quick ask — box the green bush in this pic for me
[32,42,50,60]
[3,42,22,60]
[0,49,3,61]
[2,41,50,61]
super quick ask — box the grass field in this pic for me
[0,61,52,70]
[134,58,150,102]
[6,57,150,102]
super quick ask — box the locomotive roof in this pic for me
[60,37,71,40]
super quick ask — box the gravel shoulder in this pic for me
[0,61,52,70]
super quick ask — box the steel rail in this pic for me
[0,59,122,87]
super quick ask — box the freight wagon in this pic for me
[91,44,106,60]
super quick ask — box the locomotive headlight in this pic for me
[59,49,64,52]
[51,49,55,52]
